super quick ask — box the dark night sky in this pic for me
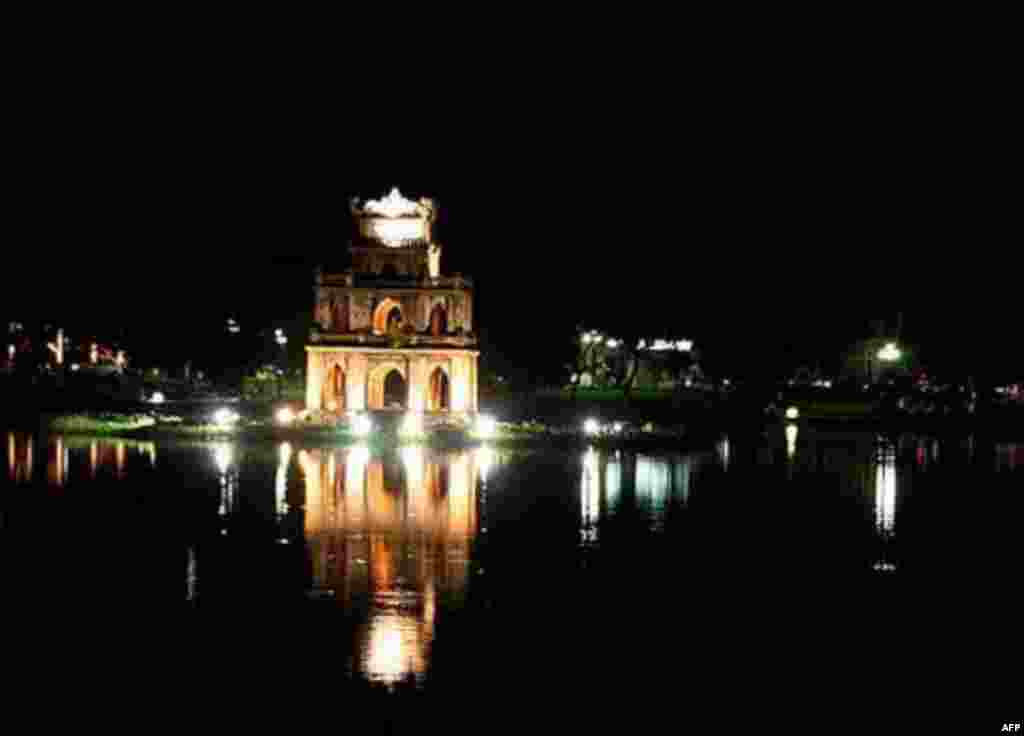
[3,45,1018,382]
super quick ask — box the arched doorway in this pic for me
[367,362,407,410]
[428,366,449,411]
[383,369,406,409]
[322,364,346,412]
[429,303,448,337]
[372,298,403,335]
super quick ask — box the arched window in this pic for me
[372,298,403,335]
[428,366,449,411]
[383,369,407,409]
[430,303,448,337]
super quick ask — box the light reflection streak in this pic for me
[581,447,599,544]
[605,451,621,513]
[475,445,494,486]
[48,436,68,487]
[7,433,34,483]
[186,546,196,601]
[786,424,798,461]
[213,443,236,516]
[115,442,126,480]
[718,437,730,471]
[873,444,897,572]
[275,442,292,517]
[636,455,670,513]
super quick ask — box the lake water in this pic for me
[2,426,1020,725]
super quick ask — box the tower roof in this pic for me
[350,187,437,247]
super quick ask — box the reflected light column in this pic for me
[276,442,293,519]
[581,447,600,545]
[873,444,897,572]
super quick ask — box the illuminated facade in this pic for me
[305,188,478,417]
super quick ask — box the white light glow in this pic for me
[875,449,897,536]
[877,343,902,361]
[581,447,600,542]
[371,218,426,246]
[351,413,372,437]
[475,445,494,485]
[612,422,623,434]
[213,408,240,427]
[363,187,422,218]
[785,406,800,420]
[276,407,295,425]
[213,443,233,475]
[647,338,694,352]
[606,339,619,348]
[275,442,292,515]
[583,418,600,437]
[149,391,165,405]
[475,414,497,439]
[786,423,798,459]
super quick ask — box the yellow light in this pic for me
[276,407,295,425]
[475,414,497,439]
[785,406,800,420]
[584,418,600,436]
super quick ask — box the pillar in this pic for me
[450,354,470,414]
[348,353,368,412]
[470,355,478,413]
[306,350,323,412]
[409,356,428,413]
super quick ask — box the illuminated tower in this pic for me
[306,188,479,417]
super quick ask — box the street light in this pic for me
[867,341,902,385]
[877,343,901,362]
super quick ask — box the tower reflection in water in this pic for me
[297,445,484,687]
